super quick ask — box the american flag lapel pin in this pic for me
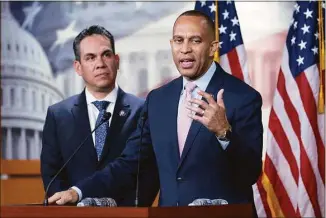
[119,110,126,117]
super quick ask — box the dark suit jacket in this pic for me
[41,88,158,206]
[77,63,263,209]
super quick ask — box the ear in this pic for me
[209,40,218,57]
[73,60,82,76]
[170,39,173,48]
[114,54,120,70]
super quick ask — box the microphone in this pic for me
[188,198,228,206]
[77,197,117,207]
[43,112,112,206]
[134,111,148,207]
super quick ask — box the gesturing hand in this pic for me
[186,89,230,136]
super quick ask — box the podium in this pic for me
[0,204,252,218]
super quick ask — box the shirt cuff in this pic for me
[216,136,230,150]
[71,186,82,202]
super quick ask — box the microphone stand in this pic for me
[135,112,147,207]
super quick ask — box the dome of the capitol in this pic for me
[1,2,53,81]
[1,2,64,160]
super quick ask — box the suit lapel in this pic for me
[167,77,184,164]
[98,88,131,165]
[178,63,224,168]
[71,90,98,163]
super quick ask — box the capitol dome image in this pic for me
[1,2,64,160]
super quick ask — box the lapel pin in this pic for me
[119,110,126,117]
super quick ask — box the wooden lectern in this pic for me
[0,204,252,218]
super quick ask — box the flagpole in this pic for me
[214,0,220,63]
[318,1,325,114]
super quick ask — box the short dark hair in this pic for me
[175,10,215,38]
[73,25,115,61]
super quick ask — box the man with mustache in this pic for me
[41,25,158,206]
[48,11,263,213]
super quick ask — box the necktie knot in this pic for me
[93,101,110,111]
[185,82,197,94]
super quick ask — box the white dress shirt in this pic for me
[85,86,118,146]
[179,62,230,150]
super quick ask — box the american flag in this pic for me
[254,1,325,217]
[195,0,250,84]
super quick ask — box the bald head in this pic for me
[173,10,216,40]
[170,10,218,81]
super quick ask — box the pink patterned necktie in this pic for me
[177,82,197,156]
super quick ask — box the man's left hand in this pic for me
[48,189,79,205]
[187,89,230,136]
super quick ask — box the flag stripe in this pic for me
[295,71,325,184]
[281,51,323,187]
[268,108,299,184]
[261,174,284,217]
[280,61,322,217]
[266,123,299,210]
[283,72,322,217]
[226,48,244,81]
[264,155,295,216]
[300,147,322,217]
[253,182,269,217]
[235,45,251,84]
[220,54,232,75]
[261,173,284,217]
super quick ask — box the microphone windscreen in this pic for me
[96,197,117,207]
[188,198,228,206]
[211,199,228,205]
[77,198,97,207]
[188,198,212,206]
[77,197,117,207]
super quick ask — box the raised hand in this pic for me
[187,89,230,136]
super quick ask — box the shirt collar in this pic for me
[85,85,119,105]
[182,62,216,92]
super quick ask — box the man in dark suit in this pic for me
[48,10,263,211]
[41,25,158,206]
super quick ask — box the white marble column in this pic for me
[34,130,40,159]
[31,90,35,111]
[6,86,11,107]
[5,128,13,159]
[37,90,41,112]
[18,128,27,159]
[15,87,21,108]
[27,88,32,111]
[3,86,9,107]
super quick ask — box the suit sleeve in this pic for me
[76,94,160,204]
[224,91,263,187]
[41,108,69,196]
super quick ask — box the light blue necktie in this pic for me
[92,101,110,160]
